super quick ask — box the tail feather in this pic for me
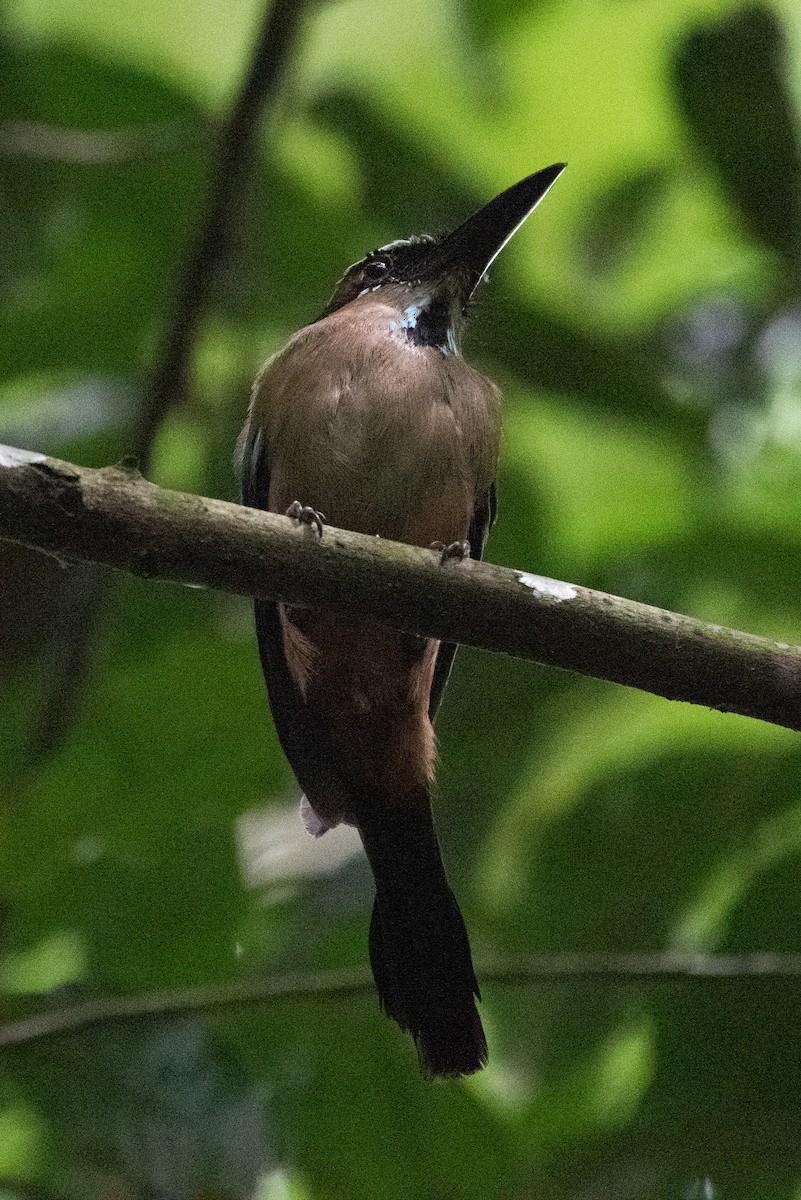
[359,802,487,1077]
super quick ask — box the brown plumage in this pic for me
[238,165,566,1076]
[247,289,500,830]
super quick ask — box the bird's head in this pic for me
[323,163,566,354]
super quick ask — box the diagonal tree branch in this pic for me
[32,0,307,762]
[3,953,801,1049]
[135,0,307,464]
[2,444,801,732]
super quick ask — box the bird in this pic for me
[238,164,566,1077]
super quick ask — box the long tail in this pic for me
[358,800,487,1077]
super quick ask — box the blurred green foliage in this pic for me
[2,0,801,1195]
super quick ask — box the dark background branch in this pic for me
[135,0,305,464]
[4,953,801,1050]
[31,0,306,763]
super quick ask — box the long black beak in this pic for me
[430,163,566,294]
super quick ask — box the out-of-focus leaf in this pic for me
[579,165,669,280]
[501,386,692,574]
[0,587,284,991]
[0,1100,49,1181]
[8,0,262,108]
[480,681,796,932]
[223,1004,516,1200]
[673,7,801,277]
[460,0,548,43]
[0,40,208,390]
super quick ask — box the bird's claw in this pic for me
[286,501,325,537]
[430,539,471,563]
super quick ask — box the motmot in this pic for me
[238,164,566,1077]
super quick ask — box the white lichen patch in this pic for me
[517,572,578,601]
[0,445,46,468]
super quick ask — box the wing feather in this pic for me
[240,424,322,780]
[428,482,496,721]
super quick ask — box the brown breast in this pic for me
[250,294,502,546]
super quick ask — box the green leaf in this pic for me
[673,7,801,277]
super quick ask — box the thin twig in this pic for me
[3,954,801,1049]
[1,446,801,731]
[0,968,372,1048]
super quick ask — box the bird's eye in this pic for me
[361,258,388,285]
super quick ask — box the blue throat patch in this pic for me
[389,296,458,355]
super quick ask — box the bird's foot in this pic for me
[430,540,471,563]
[286,500,325,537]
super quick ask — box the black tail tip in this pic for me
[415,1013,488,1079]
[369,894,489,1078]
